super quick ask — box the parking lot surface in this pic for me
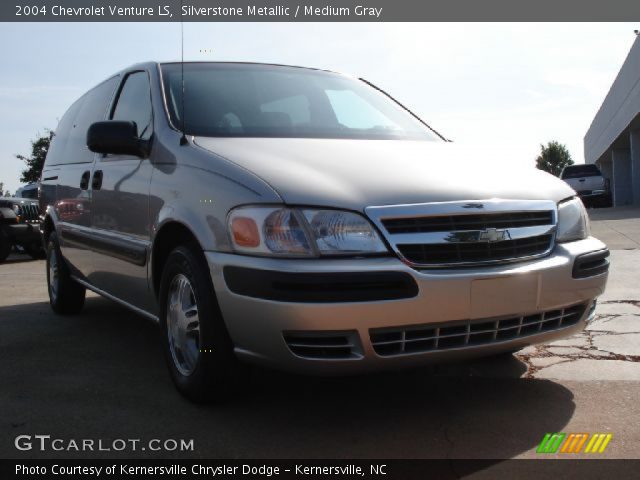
[1,208,639,460]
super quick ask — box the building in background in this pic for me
[584,34,640,207]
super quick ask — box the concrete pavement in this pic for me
[589,206,640,249]
[516,208,640,384]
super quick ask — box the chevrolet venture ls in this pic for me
[40,62,609,401]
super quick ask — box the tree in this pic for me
[16,129,54,184]
[535,141,574,177]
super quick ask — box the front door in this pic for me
[88,71,155,313]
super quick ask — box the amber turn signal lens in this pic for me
[231,217,260,248]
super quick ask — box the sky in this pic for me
[0,22,637,194]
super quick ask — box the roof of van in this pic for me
[124,61,342,76]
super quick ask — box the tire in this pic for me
[0,230,11,263]
[46,231,86,314]
[24,242,46,260]
[159,244,243,402]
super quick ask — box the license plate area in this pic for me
[471,274,540,319]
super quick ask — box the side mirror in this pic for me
[87,121,148,157]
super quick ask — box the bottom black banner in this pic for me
[3,459,640,479]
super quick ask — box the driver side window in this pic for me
[111,71,153,140]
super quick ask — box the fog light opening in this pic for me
[587,300,598,322]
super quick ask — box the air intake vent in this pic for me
[370,304,587,357]
[284,332,361,360]
[573,249,609,279]
[397,234,553,266]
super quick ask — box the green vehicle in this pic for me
[0,197,44,262]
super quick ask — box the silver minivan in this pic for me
[40,62,609,401]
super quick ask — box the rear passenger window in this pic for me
[111,72,153,140]
[45,100,81,167]
[45,76,119,166]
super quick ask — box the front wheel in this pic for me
[159,245,243,402]
[0,231,11,263]
[25,242,46,260]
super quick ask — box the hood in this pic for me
[194,137,575,211]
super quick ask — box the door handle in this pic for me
[92,170,103,190]
[80,171,90,190]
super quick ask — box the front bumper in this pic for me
[206,236,608,374]
[2,223,41,244]
[576,190,610,201]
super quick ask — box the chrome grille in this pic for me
[397,234,553,264]
[382,211,553,234]
[366,200,557,268]
[370,304,587,357]
[19,203,40,223]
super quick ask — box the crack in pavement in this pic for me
[517,302,640,377]
[600,299,640,307]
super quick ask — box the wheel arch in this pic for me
[41,214,55,244]
[151,221,207,299]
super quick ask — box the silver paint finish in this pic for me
[50,163,95,279]
[40,61,609,375]
[71,276,159,323]
[193,137,576,211]
[207,236,607,373]
[88,157,154,312]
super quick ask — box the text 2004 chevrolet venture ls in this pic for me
[39,62,609,400]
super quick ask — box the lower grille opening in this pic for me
[284,332,361,360]
[370,303,587,357]
[224,267,418,302]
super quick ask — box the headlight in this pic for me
[12,204,21,223]
[556,197,590,243]
[228,206,388,257]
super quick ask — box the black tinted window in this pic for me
[111,72,153,140]
[561,165,602,179]
[44,100,81,167]
[45,76,118,166]
[19,188,38,199]
[161,63,438,140]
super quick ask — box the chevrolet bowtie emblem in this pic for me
[478,228,510,243]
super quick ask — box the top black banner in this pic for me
[3,0,640,22]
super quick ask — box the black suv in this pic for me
[0,197,44,262]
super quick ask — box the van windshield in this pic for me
[160,63,439,141]
[561,165,602,179]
